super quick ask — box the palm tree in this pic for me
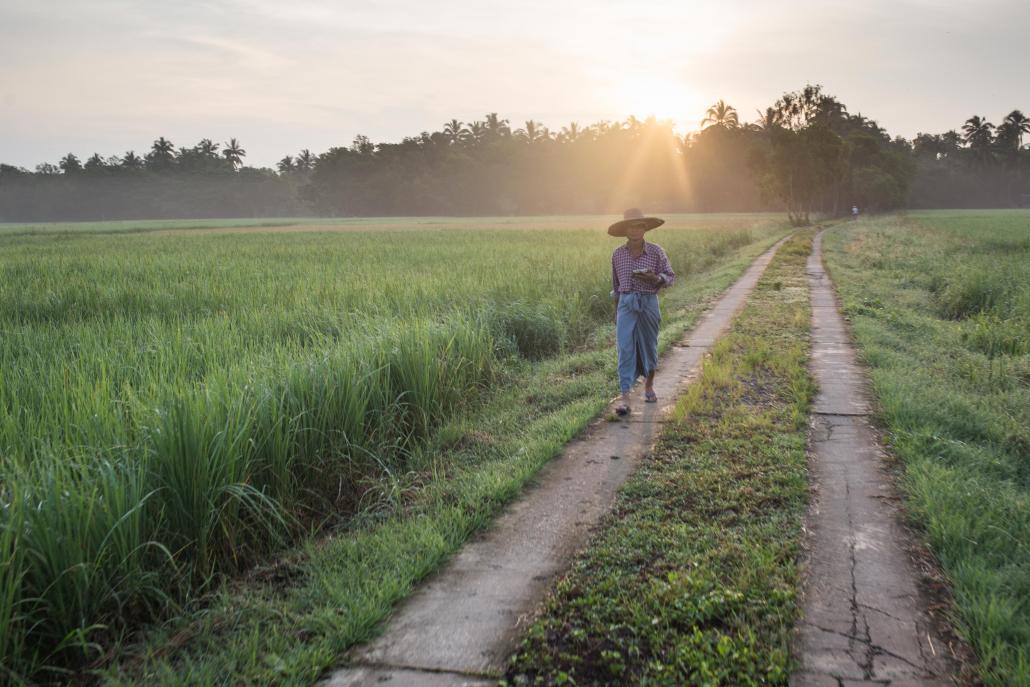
[121,151,144,170]
[592,120,616,137]
[515,120,545,144]
[147,137,176,170]
[195,138,220,158]
[295,149,315,171]
[701,100,739,129]
[277,156,295,173]
[998,110,1029,148]
[753,107,782,134]
[222,138,246,168]
[59,153,82,174]
[468,121,487,145]
[962,115,995,165]
[558,122,582,143]
[442,119,469,145]
[484,112,511,138]
[152,137,174,155]
[84,153,106,171]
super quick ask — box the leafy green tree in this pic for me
[773,85,847,132]
[852,165,904,210]
[752,125,847,225]
[913,133,945,159]
[941,130,962,150]
[0,163,29,179]
[277,156,295,173]
[350,135,375,156]
[59,153,82,174]
[749,87,857,224]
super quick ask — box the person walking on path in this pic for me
[609,208,676,416]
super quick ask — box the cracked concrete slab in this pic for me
[791,232,957,686]
[326,666,494,687]
[322,237,791,685]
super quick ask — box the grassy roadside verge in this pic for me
[821,213,1029,687]
[96,231,790,685]
[504,232,815,686]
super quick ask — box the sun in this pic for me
[610,75,706,131]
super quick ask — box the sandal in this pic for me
[615,403,630,416]
[644,390,658,403]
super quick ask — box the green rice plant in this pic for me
[487,301,565,360]
[0,214,784,679]
[0,483,30,684]
[9,458,167,675]
[146,393,285,579]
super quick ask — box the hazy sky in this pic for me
[1,0,1026,169]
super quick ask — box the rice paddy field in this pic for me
[823,210,1029,686]
[0,213,787,682]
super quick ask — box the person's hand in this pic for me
[634,270,661,286]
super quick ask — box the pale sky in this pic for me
[1,0,1026,169]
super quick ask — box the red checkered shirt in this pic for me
[611,241,675,294]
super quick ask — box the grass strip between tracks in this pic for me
[96,233,788,686]
[505,231,815,686]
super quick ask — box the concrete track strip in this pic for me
[791,231,958,686]
[323,236,792,686]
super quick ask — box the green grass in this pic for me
[0,214,788,683]
[93,223,788,686]
[822,211,1029,687]
[504,231,815,686]
[0,217,319,236]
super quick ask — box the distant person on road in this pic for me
[851,205,859,219]
[608,208,676,416]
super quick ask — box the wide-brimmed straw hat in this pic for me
[607,208,665,237]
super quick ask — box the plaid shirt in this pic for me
[611,242,675,294]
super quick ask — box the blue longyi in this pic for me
[615,291,660,393]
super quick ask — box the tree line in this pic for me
[1,85,1027,223]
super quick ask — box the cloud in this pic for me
[1,0,1026,167]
